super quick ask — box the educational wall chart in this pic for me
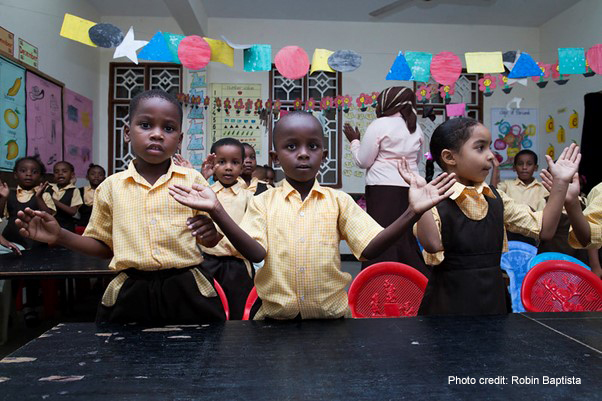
[0,57,26,171]
[182,68,207,170]
[209,83,263,158]
[490,108,538,169]
[26,71,63,169]
[341,103,373,193]
[63,88,93,177]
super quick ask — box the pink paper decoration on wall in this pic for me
[431,51,462,85]
[178,35,211,69]
[586,44,602,74]
[275,46,310,80]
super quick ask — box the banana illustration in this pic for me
[4,109,19,129]
[5,140,18,160]
[6,77,21,97]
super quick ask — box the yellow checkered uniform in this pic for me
[48,183,83,207]
[497,178,548,212]
[569,182,602,248]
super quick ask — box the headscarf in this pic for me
[375,86,418,133]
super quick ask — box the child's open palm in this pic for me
[398,158,456,215]
[169,184,218,212]
[201,153,216,180]
[541,169,580,204]
[15,208,61,244]
[546,143,581,183]
[0,179,9,199]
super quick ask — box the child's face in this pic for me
[87,167,106,187]
[270,116,327,184]
[14,160,42,189]
[450,124,495,186]
[242,145,256,177]
[53,163,74,187]
[265,169,275,185]
[513,154,537,182]
[124,97,183,165]
[213,145,243,187]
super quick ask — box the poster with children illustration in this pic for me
[26,71,63,169]
[490,108,538,170]
[0,56,26,171]
[63,88,93,177]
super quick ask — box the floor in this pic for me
[0,261,362,358]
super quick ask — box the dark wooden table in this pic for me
[0,312,600,400]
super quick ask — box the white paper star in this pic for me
[113,26,148,64]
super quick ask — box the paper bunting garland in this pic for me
[113,27,148,64]
[178,36,211,70]
[60,13,97,47]
[551,62,569,85]
[88,23,124,48]
[386,51,412,80]
[310,49,335,74]
[328,50,362,72]
[478,74,496,96]
[163,33,185,63]
[465,52,504,73]
[138,32,174,62]
[204,38,234,68]
[586,44,602,74]
[531,63,551,88]
[406,52,432,82]
[244,45,272,72]
[221,35,252,50]
[274,46,310,80]
[558,48,585,75]
[431,51,462,85]
[508,52,542,78]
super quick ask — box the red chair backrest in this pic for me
[213,279,229,320]
[348,262,428,318]
[521,260,602,312]
[242,287,258,321]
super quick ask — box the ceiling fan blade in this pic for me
[369,0,413,17]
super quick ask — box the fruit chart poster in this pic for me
[63,88,93,177]
[490,108,538,170]
[26,71,63,170]
[0,56,26,171]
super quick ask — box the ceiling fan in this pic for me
[369,0,494,18]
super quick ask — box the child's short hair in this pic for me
[129,89,183,125]
[430,117,480,170]
[210,137,245,159]
[253,165,267,179]
[513,149,538,165]
[55,161,75,172]
[242,142,255,152]
[13,156,45,175]
[272,111,323,147]
[87,163,106,175]
[265,165,275,174]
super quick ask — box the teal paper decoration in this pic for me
[386,51,412,80]
[138,31,174,62]
[508,52,543,78]
[406,51,432,82]
[244,45,272,72]
[558,48,586,74]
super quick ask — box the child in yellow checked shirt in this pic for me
[170,111,457,320]
[15,90,225,325]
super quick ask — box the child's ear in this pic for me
[269,150,279,166]
[440,149,456,167]
[123,124,131,143]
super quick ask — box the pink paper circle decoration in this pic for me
[178,35,211,69]
[586,44,602,74]
[274,46,310,80]
[430,51,462,85]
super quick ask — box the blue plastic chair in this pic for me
[501,242,538,313]
[527,252,590,271]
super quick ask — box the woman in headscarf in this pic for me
[344,86,428,275]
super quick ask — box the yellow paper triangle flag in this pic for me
[204,38,234,68]
[310,49,335,74]
[60,13,97,47]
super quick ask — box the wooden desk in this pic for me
[0,313,600,399]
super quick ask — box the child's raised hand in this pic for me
[398,158,456,215]
[201,153,216,180]
[0,179,8,199]
[343,124,361,142]
[169,183,218,212]
[546,143,581,183]
[542,169,580,205]
[540,169,553,192]
[15,208,61,244]
[186,215,223,247]
[34,182,48,198]
[173,153,193,169]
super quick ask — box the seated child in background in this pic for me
[410,117,579,316]
[16,89,226,325]
[251,165,274,196]
[169,111,456,320]
[265,165,276,186]
[492,149,548,245]
[197,137,254,320]
[77,164,106,228]
[47,161,83,232]
[240,142,259,193]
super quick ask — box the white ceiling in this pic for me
[89,0,581,27]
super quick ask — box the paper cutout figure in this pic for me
[508,52,542,78]
[178,36,211,69]
[188,121,204,136]
[446,103,466,117]
[203,38,234,68]
[551,62,569,85]
[138,32,174,62]
[189,152,205,166]
[503,50,528,86]
[327,50,362,72]
[465,52,504,73]
[479,74,496,96]
[244,44,271,72]
[113,27,148,64]
[416,85,431,103]
[431,51,462,85]
[309,49,335,74]
[406,52,432,82]
[188,106,204,119]
[558,48,585,75]
[274,46,310,80]
[386,51,412,80]
[191,72,206,88]
[88,23,124,48]
[498,74,513,93]
[586,44,602,74]
[60,14,97,47]
[545,115,554,133]
[163,32,185,63]
[531,63,551,88]
[220,35,252,50]
[187,135,204,151]
[569,110,579,129]
[29,86,44,101]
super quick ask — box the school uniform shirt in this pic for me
[497,178,548,211]
[568,182,602,248]
[225,179,384,320]
[350,113,423,187]
[81,185,96,206]
[48,183,83,208]
[1,185,56,219]
[84,160,211,272]
[238,176,259,194]
[416,181,543,265]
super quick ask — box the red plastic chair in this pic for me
[213,279,229,320]
[521,260,602,312]
[242,287,258,321]
[348,262,428,318]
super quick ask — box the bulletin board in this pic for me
[182,68,207,170]
[341,104,372,193]
[63,88,93,177]
[0,56,26,171]
[490,108,538,169]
